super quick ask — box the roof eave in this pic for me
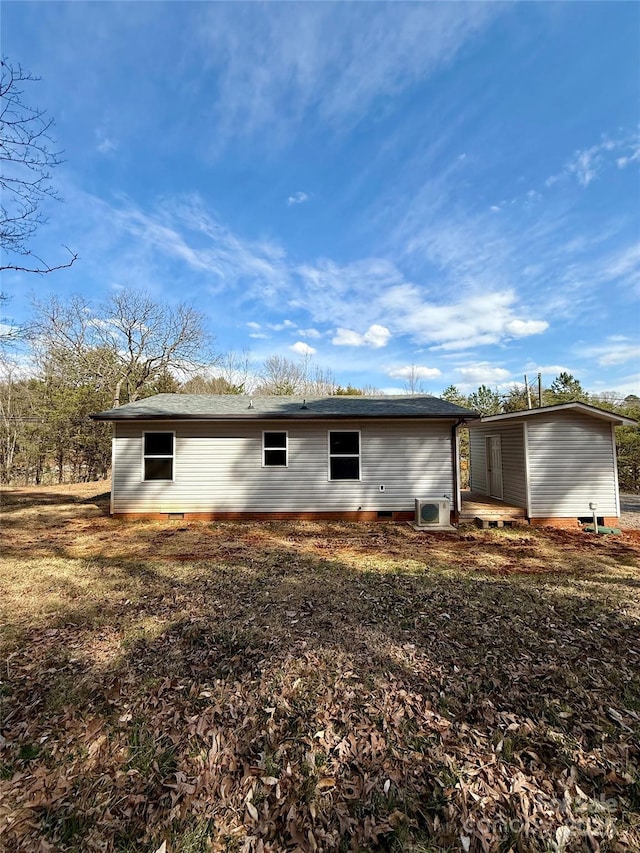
[471,402,636,427]
[90,411,478,422]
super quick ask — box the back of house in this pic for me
[92,394,477,521]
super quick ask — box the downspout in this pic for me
[451,419,465,520]
[611,422,621,520]
[110,423,116,516]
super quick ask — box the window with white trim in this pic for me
[329,431,360,480]
[263,431,288,467]
[143,432,174,481]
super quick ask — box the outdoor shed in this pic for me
[467,402,635,528]
[91,394,477,520]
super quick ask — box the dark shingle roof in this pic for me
[91,394,477,421]
[469,401,637,426]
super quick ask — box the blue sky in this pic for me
[3,1,639,395]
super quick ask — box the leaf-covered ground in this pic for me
[1,483,639,852]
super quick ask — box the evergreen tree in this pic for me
[467,385,502,415]
[503,384,530,413]
[440,385,469,408]
[546,372,587,404]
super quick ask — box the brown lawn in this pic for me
[1,482,639,852]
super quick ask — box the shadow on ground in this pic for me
[2,512,639,852]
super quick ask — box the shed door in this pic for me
[486,436,503,500]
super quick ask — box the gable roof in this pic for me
[469,401,636,427]
[91,393,478,421]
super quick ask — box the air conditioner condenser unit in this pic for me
[415,497,451,528]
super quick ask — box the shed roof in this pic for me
[91,393,477,421]
[469,401,636,427]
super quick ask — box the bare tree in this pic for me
[1,59,77,274]
[99,292,213,406]
[180,375,239,395]
[0,356,23,482]
[32,291,214,407]
[303,364,337,396]
[0,292,27,346]
[261,350,338,396]
[217,348,256,393]
[180,350,256,395]
[360,384,382,396]
[401,364,426,396]
[257,354,305,395]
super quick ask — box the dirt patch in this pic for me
[1,483,639,852]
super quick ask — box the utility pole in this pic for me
[537,373,542,407]
[524,374,532,409]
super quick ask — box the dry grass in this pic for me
[1,482,639,852]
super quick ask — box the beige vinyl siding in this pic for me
[468,424,527,508]
[469,429,487,494]
[526,412,618,517]
[112,419,455,513]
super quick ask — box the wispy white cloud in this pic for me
[331,329,365,347]
[379,285,548,351]
[617,146,640,169]
[567,148,601,187]
[290,340,316,356]
[199,3,503,147]
[246,318,298,339]
[455,362,511,386]
[596,347,640,367]
[294,258,402,327]
[287,191,310,206]
[38,185,637,394]
[376,124,640,347]
[580,337,640,367]
[292,249,548,353]
[550,242,640,317]
[601,243,640,286]
[505,319,549,337]
[67,191,553,355]
[387,364,441,380]
[332,324,391,348]
[96,129,118,154]
[523,362,578,378]
[252,319,297,332]
[589,374,640,397]
[47,183,559,359]
[545,134,636,189]
[105,195,291,298]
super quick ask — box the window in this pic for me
[329,431,360,480]
[263,431,288,467]
[143,431,174,481]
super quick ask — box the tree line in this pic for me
[1,293,638,489]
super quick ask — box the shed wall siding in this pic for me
[112,419,454,513]
[526,413,618,517]
[468,424,527,508]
